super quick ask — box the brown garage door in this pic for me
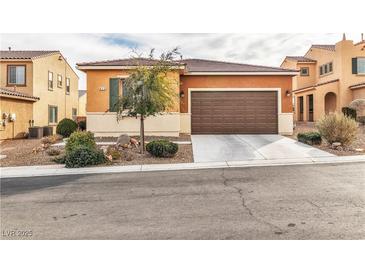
[191,90,278,134]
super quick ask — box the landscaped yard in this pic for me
[0,135,193,167]
[291,122,365,156]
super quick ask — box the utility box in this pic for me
[28,126,44,139]
[43,126,53,136]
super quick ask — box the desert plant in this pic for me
[115,48,181,153]
[56,118,78,137]
[297,132,322,145]
[342,107,357,120]
[65,131,96,153]
[106,146,122,160]
[316,113,358,146]
[146,140,178,157]
[65,145,106,168]
[46,148,61,156]
[78,120,86,131]
[41,134,63,145]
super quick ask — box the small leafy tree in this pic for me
[115,48,181,153]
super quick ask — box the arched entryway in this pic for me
[324,92,337,114]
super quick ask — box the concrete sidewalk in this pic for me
[1,155,365,179]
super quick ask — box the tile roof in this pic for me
[292,79,339,93]
[77,57,297,73]
[76,58,182,67]
[0,87,40,101]
[0,50,60,60]
[285,56,316,62]
[349,82,365,90]
[311,45,336,51]
[181,58,297,73]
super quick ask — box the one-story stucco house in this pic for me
[76,58,298,136]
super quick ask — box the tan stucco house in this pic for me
[0,50,80,139]
[77,58,297,137]
[280,35,365,122]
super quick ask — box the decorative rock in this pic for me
[116,134,130,147]
[332,142,342,147]
[130,137,139,148]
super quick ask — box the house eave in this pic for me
[76,65,186,71]
[183,71,299,76]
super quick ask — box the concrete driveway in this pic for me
[191,134,334,162]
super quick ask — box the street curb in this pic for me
[1,155,365,179]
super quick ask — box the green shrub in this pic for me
[78,120,86,131]
[316,113,357,146]
[65,145,106,168]
[358,116,365,125]
[342,107,357,120]
[146,140,178,157]
[65,131,96,153]
[297,132,322,145]
[56,118,78,137]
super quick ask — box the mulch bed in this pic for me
[0,139,57,167]
[291,122,365,156]
[0,137,193,167]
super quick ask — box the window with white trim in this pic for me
[358,58,365,74]
[8,65,26,85]
[57,74,62,87]
[48,105,58,124]
[66,78,70,94]
[319,62,333,76]
[48,71,54,90]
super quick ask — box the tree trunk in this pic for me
[140,114,145,154]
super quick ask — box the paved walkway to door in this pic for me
[191,135,334,162]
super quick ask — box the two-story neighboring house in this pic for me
[280,35,365,122]
[0,50,80,139]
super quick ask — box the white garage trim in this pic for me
[187,88,293,135]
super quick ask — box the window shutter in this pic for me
[109,78,119,112]
[352,58,357,74]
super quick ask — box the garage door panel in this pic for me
[191,91,278,134]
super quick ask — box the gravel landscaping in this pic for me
[292,122,365,156]
[0,135,193,167]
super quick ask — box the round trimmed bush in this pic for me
[65,131,96,153]
[65,145,106,168]
[78,120,86,131]
[56,118,78,137]
[146,140,178,157]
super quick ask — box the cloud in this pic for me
[1,33,361,89]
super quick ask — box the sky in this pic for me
[1,33,362,89]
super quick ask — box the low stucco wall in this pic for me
[87,111,293,136]
[87,112,181,137]
[278,113,293,135]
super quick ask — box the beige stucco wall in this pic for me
[305,40,365,108]
[294,81,340,122]
[0,61,33,96]
[78,91,87,116]
[87,112,181,137]
[0,97,34,139]
[32,54,79,127]
[352,87,365,100]
[289,39,365,122]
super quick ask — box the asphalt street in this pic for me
[1,163,364,239]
